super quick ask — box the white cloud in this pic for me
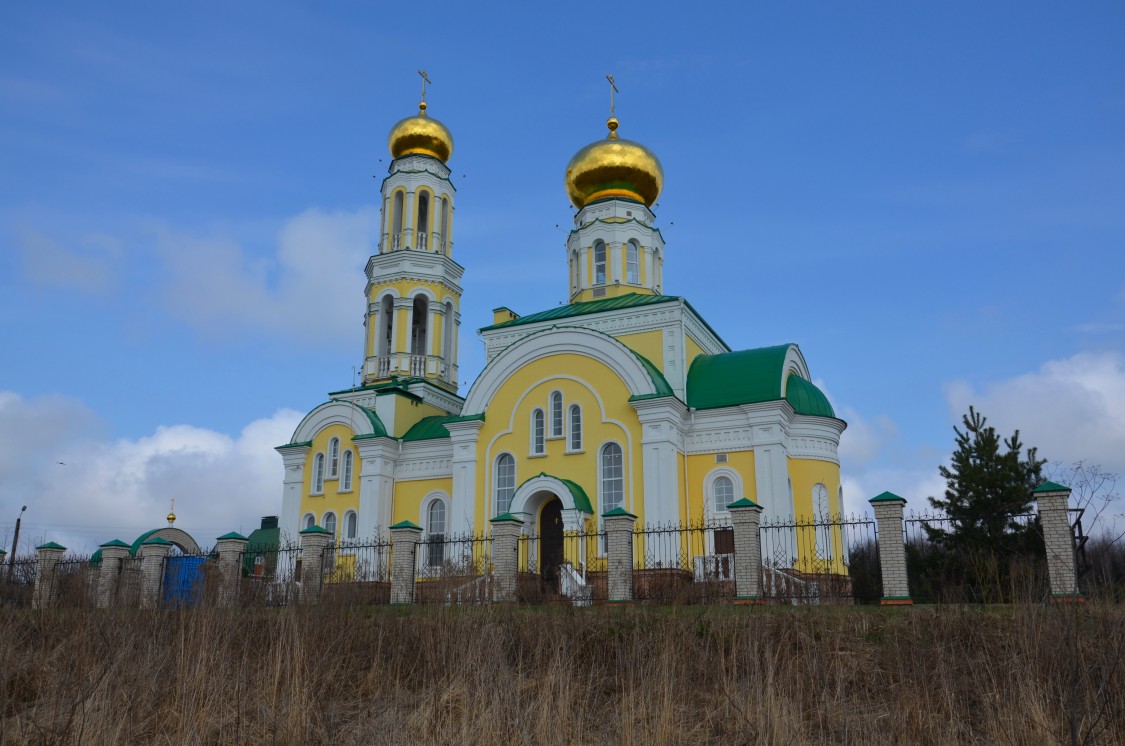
[0,390,301,554]
[157,206,377,344]
[18,226,119,294]
[944,351,1125,476]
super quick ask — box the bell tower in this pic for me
[362,77,463,391]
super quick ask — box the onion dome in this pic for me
[387,101,454,163]
[565,117,663,209]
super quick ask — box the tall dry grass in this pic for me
[1,603,1122,745]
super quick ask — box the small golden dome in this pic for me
[387,101,454,163]
[565,117,663,208]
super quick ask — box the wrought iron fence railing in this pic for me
[239,542,302,606]
[633,520,735,604]
[320,536,393,606]
[1,557,37,608]
[759,514,877,605]
[415,532,493,605]
[518,525,606,605]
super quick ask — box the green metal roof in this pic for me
[216,531,248,541]
[784,375,836,418]
[630,351,674,397]
[36,541,66,551]
[480,293,681,331]
[401,413,485,442]
[869,491,907,503]
[490,512,525,524]
[514,473,595,514]
[686,345,791,410]
[390,520,422,530]
[99,539,130,548]
[1033,481,1071,493]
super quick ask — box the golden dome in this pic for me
[565,117,663,209]
[387,101,453,162]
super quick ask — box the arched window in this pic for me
[712,476,735,513]
[312,453,325,494]
[323,512,337,536]
[303,513,315,530]
[600,443,624,512]
[426,498,447,568]
[813,483,829,518]
[341,450,353,491]
[495,454,516,514]
[439,197,450,253]
[550,392,564,438]
[378,295,394,360]
[627,240,640,283]
[328,437,340,478]
[416,192,429,248]
[344,510,357,539]
[443,301,454,366]
[391,191,404,249]
[410,295,429,358]
[531,409,545,454]
[594,241,606,284]
[568,404,582,451]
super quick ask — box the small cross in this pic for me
[605,73,618,116]
[418,69,432,102]
[169,497,175,512]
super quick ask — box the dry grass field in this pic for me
[1,602,1123,745]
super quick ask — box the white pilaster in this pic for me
[632,398,688,525]
[446,418,485,534]
[355,437,399,535]
[276,445,310,544]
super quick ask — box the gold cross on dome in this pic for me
[605,73,618,116]
[418,69,432,102]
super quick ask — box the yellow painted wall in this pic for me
[393,398,450,438]
[392,478,454,527]
[299,423,361,530]
[614,330,664,373]
[686,450,756,520]
[684,335,705,369]
[788,457,845,573]
[472,353,645,532]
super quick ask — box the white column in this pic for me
[632,399,688,524]
[356,438,398,536]
[276,445,310,545]
[446,418,485,534]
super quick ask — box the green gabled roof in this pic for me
[36,541,66,551]
[686,345,791,410]
[784,375,836,418]
[99,539,130,548]
[479,293,681,331]
[630,351,674,398]
[216,531,248,541]
[557,478,594,514]
[869,491,907,503]
[490,512,524,524]
[401,413,485,442]
[1033,481,1071,493]
[142,536,173,546]
[390,519,422,530]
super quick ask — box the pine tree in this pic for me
[926,406,1046,556]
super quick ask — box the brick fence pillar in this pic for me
[728,498,765,604]
[1034,481,1082,603]
[389,521,423,604]
[138,537,174,609]
[32,542,66,609]
[603,508,637,603]
[215,532,249,607]
[298,526,333,605]
[96,540,131,608]
[490,513,523,603]
[869,492,912,605]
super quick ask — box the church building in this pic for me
[277,92,847,550]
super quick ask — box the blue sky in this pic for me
[2,1,1124,551]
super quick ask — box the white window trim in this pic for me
[311,453,326,495]
[327,437,340,479]
[529,408,546,456]
[302,513,316,530]
[424,495,448,537]
[703,467,745,519]
[548,390,565,440]
[598,441,625,514]
[339,449,354,492]
[321,511,337,537]
[494,453,516,516]
[566,403,584,454]
[342,510,358,540]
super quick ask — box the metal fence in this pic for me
[518,524,606,605]
[0,557,37,608]
[633,520,735,603]
[415,532,493,605]
[902,511,1048,603]
[51,555,98,608]
[758,514,877,604]
[321,536,393,606]
[239,541,302,606]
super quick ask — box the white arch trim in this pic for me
[703,466,746,515]
[780,345,812,395]
[509,474,591,517]
[420,490,451,528]
[463,326,658,414]
[290,400,384,444]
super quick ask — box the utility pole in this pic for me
[7,505,26,582]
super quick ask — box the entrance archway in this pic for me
[539,497,564,593]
